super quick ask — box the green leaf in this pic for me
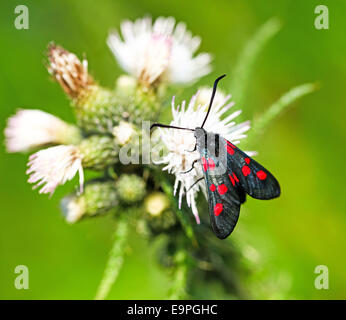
[246,83,317,146]
[230,18,281,108]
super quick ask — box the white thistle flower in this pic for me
[26,145,84,196]
[107,16,212,86]
[5,109,79,153]
[156,90,254,224]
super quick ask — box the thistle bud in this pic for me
[115,174,146,204]
[47,44,160,136]
[75,80,159,134]
[114,75,161,127]
[129,87,160,127]
[112,121,136,146]
[47,43,94,100]
[144,192,170,217]
[61,181,118,223]
[47,44,122,134]
[78,135,119,170]
[144,192,176,232]
[75,86,124,134]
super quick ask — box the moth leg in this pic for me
[185,143,197,153]
[180,159,198,174]
[186,178,204,193]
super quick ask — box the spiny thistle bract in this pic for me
[4,16,315,300]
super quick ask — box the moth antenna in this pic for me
[201,74,226,129]
[150,123,195,132]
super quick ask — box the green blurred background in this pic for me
[0,0,345,299]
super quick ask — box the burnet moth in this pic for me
[151,75,280,239]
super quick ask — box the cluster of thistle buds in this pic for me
[5,16,252,230]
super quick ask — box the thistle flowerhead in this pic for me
[24,134,118,197]
[156,90,252,223]
[107,16,212,86]
[4,109,81,153]
[47,43,94,100]
[26,145,84,196]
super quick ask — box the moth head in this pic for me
[194,127,206,141]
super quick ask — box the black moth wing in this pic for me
[201,151,246,240]
[225,139,281,199]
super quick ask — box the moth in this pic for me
[151,75,280,239]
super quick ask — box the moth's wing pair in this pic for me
[201,136,280,239]
[225,140,281,200]
[202,149,246,239]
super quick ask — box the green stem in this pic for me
[94,217,128,300]
[168,250,189,300]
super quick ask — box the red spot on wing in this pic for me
[208,158,215,170]
[228,174,235,186]
[233,173,239,183]
[242,165,251,176]
[245,157,250,164]
[218,184,228,195]
[226,140,236,155]
[227,145,235,155]
[256,170,267,180]
[227,140,236,148]
[210,184,216,192]
[201,157,208,171]
[214,203,223,216]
